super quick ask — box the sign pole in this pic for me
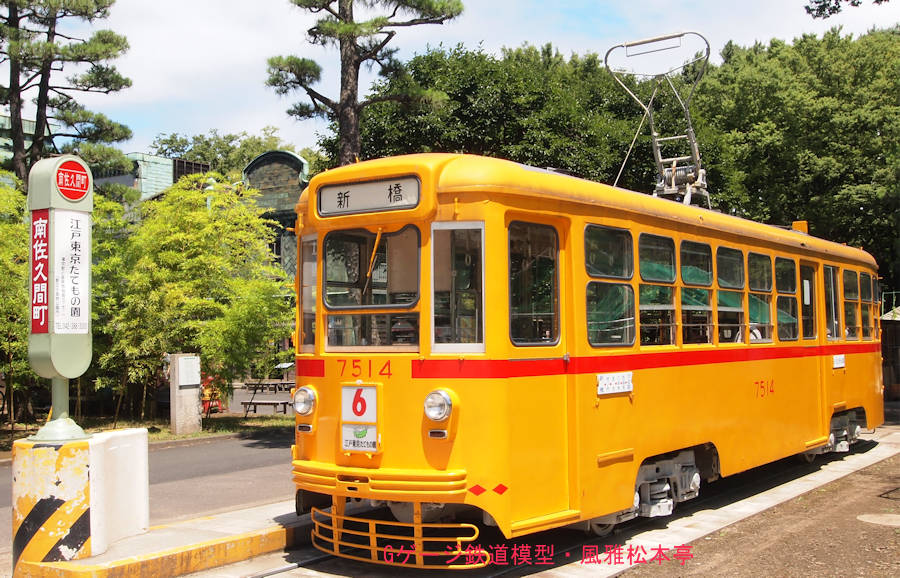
[26,155,94,441]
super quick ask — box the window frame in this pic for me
[508,221,560,347]
[639,233,676,283]
[322,225,422,311]
[680,240,713,287]
[585,224,633,280]
[587,281,636,347]
[431,221,486,354]
[716,246,745,289]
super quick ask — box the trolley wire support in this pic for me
[605,31,711,208]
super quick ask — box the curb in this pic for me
[15,507,314,578]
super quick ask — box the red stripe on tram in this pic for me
[410,342,880,379]
[296,358,326,378]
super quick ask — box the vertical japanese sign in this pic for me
[53,210,90,334]
[30,208,50,333]
[27,155,93,380]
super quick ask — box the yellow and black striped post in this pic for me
[12,439,92,575]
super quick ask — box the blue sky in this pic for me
[67,0,900,154]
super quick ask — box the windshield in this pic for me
[324,226,419,308]
[323,226,420,349]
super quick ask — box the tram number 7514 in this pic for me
[337,359,393,379]
[755,379,775,398]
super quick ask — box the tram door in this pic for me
[507,220,571,521]
[822,265,847,421]
[800,263,827,435]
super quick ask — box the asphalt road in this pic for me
[0,430,296,564]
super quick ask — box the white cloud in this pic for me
[70,0,900,153]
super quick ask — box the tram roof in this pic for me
[306,153,877,269]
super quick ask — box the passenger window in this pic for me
[775,258,796,293]
[800,265,817,340]
[748,253,772,342]
[509,222,559,345]
[717,247,744,289]
[748,253,772,292]
[681,241,712,286]
[433,224,483,350]
[587,282,635,346]
[777,296,799,341]
[639,284,675,346]
[824,266,841,340]
[860,272,873,340]
[586,226,633,279]
[718,290,744,343]
[639,234,675,282]
[843,270,859,340]
[682,287,712,344]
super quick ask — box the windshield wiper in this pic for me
[362,228,383,298]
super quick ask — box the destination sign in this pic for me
[319,176,419,216]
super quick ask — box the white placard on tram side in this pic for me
[833,354,846,369]
[318,176,419,216]
[597,371,634,395]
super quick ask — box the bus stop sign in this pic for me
[27,155,93,379]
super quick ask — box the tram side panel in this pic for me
[575,353,825,520]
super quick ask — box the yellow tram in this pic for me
[289,153,883,568]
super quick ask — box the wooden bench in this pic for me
[241,400,291,415]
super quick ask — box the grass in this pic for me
[0,413,294,452]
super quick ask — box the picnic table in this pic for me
[241,400,292,415]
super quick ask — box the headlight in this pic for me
[293,386,317,416]
[424,390,452,421]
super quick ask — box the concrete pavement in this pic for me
[9,403,900,577]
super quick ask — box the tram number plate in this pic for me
[342,386,377,422]
[342,424,378,451]
[341,386,378,452]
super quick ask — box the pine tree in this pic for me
[266,0,463,166]
[1,0,131,183]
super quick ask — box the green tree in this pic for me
[266,0,463,166]
[105,174,292,414]
[0,171,30,420]
[805,0,889,18]
[151,126,296,175]
[350,43,651,188]
[696,28,900,290]
[1,0,132,183]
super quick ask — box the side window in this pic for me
[639,235,676,346]
[300,237,317,352]
[717,247,744,343]
[717,247,744,289]
[587,283,635,346]
[433,223,484,351]
[585,225,633,279]
[681,241,712,345]
[509,222,559,345]
[860,272,873,340]
[800,265,817,340]
[824,265,841,340]
[586,225,634,346]
[775,258,798,341]
[748,253,772,342]
[843,270,859,340]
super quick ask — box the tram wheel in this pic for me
[588,521,615,537]
[798,452,816,464]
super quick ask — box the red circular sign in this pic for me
[56,160,90,201]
